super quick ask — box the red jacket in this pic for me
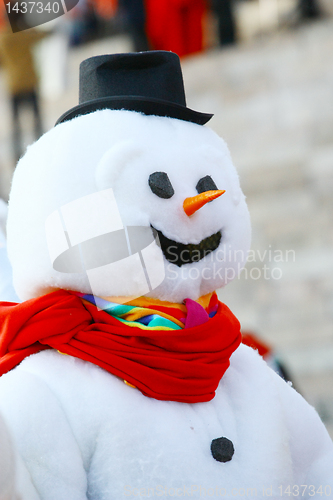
[145,0,206,57]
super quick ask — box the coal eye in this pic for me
[196,175,218,194]
[149,172,174,199]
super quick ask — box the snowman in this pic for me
[0,52,332,500]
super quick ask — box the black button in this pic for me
[211,437,234,463]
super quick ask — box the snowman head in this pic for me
[7,53,251,303]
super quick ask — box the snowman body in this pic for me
[1,345,332,499]
[0,109,332,499]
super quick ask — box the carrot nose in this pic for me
[183,190,225,217]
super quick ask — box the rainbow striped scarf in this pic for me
[74,292,219,331]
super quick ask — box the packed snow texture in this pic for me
[0,345,332,499]
[7,110,251,302]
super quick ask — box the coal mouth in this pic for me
[151,226,222,267]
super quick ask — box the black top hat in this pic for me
[56,51,213,126]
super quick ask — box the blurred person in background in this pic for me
[210,0,237,45]
[298,0,323,19]
[0,4,47,163]
[94,0,118,20]
[118,0,150,52]
[145,0,206,58]
[0,2,6,31]
[69,0,118,46]
[69,0,99,46]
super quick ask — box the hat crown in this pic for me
[56,50,213,126]
[79,52,187,107]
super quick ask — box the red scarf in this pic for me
[0,290,241,403]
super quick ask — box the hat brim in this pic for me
[55,96,213,126]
